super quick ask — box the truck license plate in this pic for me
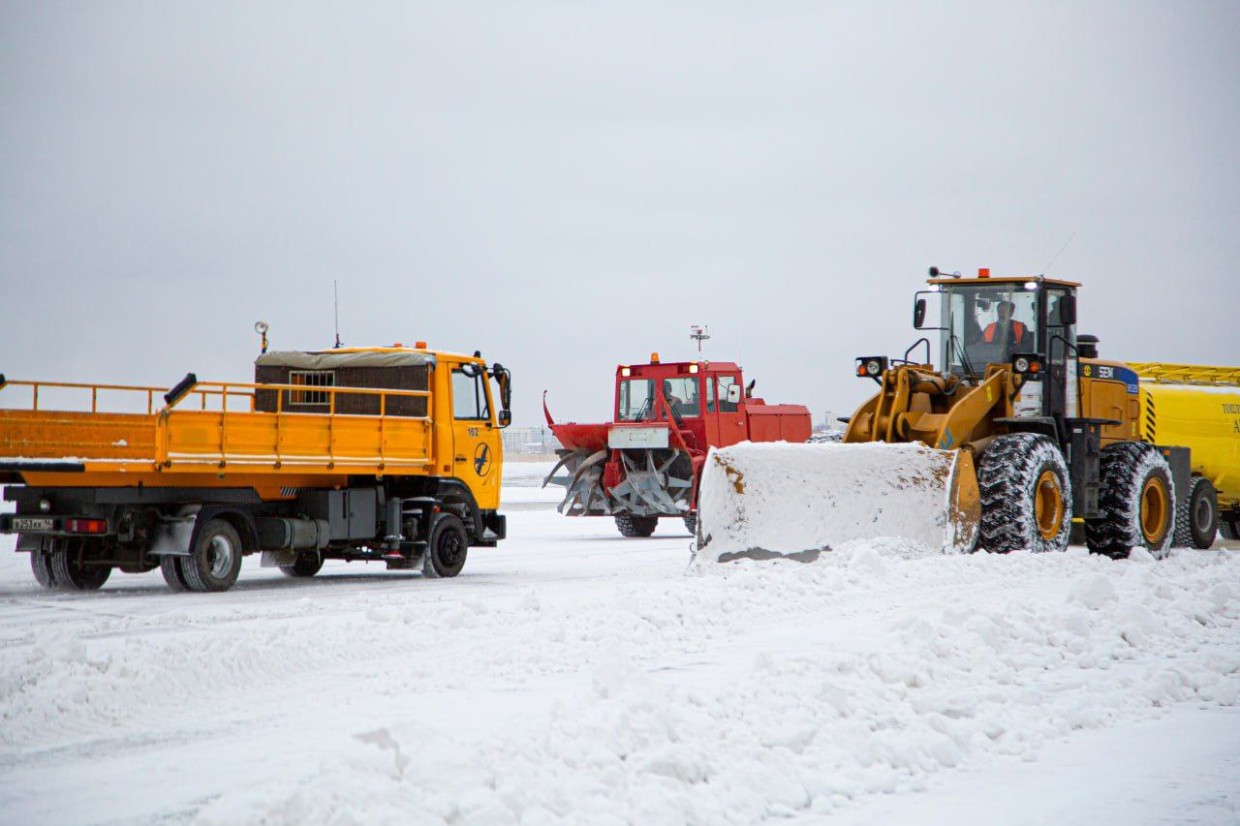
[12,517,54,531]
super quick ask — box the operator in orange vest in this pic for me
[983,300,1029,352]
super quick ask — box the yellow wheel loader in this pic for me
[696,268,1203,563]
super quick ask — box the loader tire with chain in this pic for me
[1173,476,1218,549]
[1085,442,1175,560]
[615,514,658,538]
[977,433,1072,554]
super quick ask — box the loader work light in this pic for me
[1012,354,1043,378]
[856,356,888,381]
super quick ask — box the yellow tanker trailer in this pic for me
[1128,362,1240,545]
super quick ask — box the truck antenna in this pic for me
[1040,231,1077,275]
[333,280,342,348]
[690,324,711,354]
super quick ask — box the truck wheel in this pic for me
[50,540,112,590]
[160,555,190,592]
[1085,442,1175,560]
[683,513,697,536]
[30,549,58,589]
[1173,477,1218,549]
[423,513,467,578]
[615,514,657,538]
[1221,516,1239,541]
[977,433,1072,553]
[280,551,324,578]
[181,519,244,592]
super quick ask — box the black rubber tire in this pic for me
[1173,477,1218,549]
[49,540,112,591]
[423,513,468,579]
[280,551,325,578]
[1085,442,1175,560]
[30,549,58,589]
[683,513,697,536]
[160,555,190,592]
[615,514,658,538]
[1221,516,1239,541]
[977,433,1072,553]
[181,519,244,592]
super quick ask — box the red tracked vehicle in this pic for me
[542,355,811,536]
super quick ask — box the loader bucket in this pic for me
[693,441,980,564]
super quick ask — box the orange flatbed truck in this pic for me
[0,345,512,592]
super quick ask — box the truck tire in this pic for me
[683,513,697,536]
[1173,477,1218,549]
[30,549,58,590]
[1221,516,1239,541]
[160,555,190,592]
[50,539,112,591]
[423,513,467,579]
[615,514,658,538]
[180,519,244,592]
[280,551,324,578]
[977,433,1072,553]
[1085,442,1175,560]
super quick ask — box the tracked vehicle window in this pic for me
[452,369,490,420]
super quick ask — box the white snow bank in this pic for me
[171,548,1240,825]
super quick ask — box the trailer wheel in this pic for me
[423,513,468,578]
[1085,442,1175,559]
[160,555,190,592]
[615,514,657,538]
[50,539,112,591]
[977,433,1072,553]
[1221,516,1239,541]
[1173,477,1218,549]
[30,549,58,590]
[280,551,324,578]
[180,519,243,592]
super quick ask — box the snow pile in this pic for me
[176,549,1240,825]
[695,442,972,564]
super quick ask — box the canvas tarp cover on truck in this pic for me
[254,350,436,417]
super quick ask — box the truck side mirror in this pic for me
[913,298,927,329]
[726,384,742,404]
[1056,295,1077,326]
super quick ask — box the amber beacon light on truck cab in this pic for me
[0,333,513,593]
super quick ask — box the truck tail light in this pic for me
[65,518,107,534]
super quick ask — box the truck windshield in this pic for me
[618,377,700,421]
[941,284,1039,376]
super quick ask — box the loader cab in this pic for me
[919,273,1080,419]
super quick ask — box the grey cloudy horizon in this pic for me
[2,1,1237,426]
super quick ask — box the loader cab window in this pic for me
[452,368,490,421]
[943,286,1039,377]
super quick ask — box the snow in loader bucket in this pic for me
[692,441,981,564]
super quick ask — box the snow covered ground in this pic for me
[1,461,1238,825]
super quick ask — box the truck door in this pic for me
[450,365,502,511]
[707,374,747,448]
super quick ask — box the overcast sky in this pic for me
[2,1,1237,426]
